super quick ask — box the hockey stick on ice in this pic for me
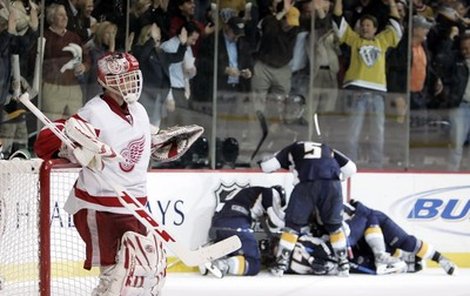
[18,93,242,266]
[250,110,268,161]
[349,261,376,275]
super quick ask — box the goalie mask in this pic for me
[97,52,143,104]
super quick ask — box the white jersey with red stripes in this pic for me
[64,95,151,215]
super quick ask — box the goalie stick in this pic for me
[250,110,268,161]
[18,93,241,267]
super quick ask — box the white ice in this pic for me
[162,268,470,296]
[1,268,468,295]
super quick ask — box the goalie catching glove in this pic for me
[59,117,120,170]
[151,124,204,162]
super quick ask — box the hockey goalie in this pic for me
[34,52,204,295]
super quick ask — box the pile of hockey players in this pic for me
[202,197,458,278]
[200,141,458,278]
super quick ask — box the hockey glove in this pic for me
[59,117,120,171]
[151,124,204,162]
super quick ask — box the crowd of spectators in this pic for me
[1,0,470,170]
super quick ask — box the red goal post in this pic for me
[0,158,97,295]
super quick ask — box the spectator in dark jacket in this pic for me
[436,34,470,170]
[0,4,38,111]
[133,23,188,127]
[83,21,117,100]
[0,4,38,154]
[251,0,300,113]
[193,16,253,102]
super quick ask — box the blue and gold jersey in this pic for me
[214,186,276,221]
[274,141,349,182]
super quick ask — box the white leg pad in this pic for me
[93,231,166,296]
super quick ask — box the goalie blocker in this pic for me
[59,117,120,171]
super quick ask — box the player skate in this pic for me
[411,240,459,276]
[200,254,255,279]
[202,258,230,278]
[398,251,425,273]
[335,249,350,277]
[269,248,291,276]
[269,231,298,277]
[438,256,458,275]
[374,252,407,275]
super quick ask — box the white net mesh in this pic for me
[0,159,98,295]
[0,159,42,295]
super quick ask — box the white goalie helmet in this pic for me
[97,52,143,104]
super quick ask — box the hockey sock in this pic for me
[364,225,386,256]
[431,251,443,263]
[415,241,435,260]
[330,229,349,276]
[330,228,347,253]
[277,232,298,257]
[225,256,247,276]
[273,231,298,273]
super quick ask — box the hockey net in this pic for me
[0,159,98,295]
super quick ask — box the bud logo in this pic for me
[408,198,470,220]
[391,186,470,236]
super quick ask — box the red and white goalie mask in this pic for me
[97,52,143,104]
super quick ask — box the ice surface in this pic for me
[163,269,470,296]
[1,268,467,295]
